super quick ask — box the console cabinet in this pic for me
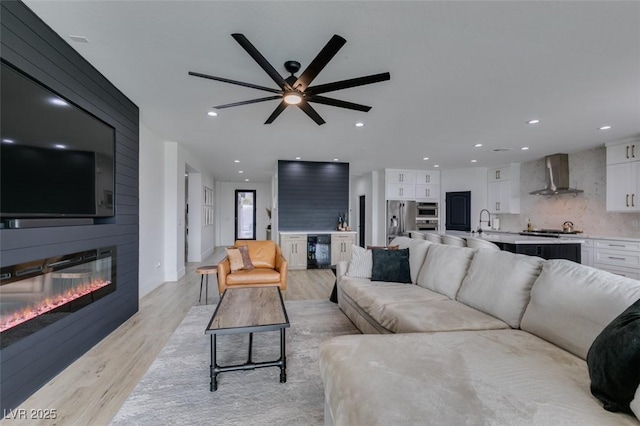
[592,239,640,280]
[331,233,356,265]
[280,233,307,270]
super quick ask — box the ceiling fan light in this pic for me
[284,92,302,105]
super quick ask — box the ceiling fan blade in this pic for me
[306,72,390,95]
[188,71,282,94]
[264,101,288,124]
[307,95,371,112]
[297,102,326,125]
[214,95,282,109]
[231,33,290,90]
[294,35,346,92]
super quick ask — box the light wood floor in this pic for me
[9,250,336,425]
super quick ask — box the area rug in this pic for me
[110,300,359,425]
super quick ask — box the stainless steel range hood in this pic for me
[529,153,583,195]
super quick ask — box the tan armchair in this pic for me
[217,240,288,294]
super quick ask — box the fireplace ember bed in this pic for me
[0,246,116,349]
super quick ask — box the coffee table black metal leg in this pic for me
[210,334,218,391]
[247,332,253,364]
[280,328,287,383]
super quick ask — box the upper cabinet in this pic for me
[385,169,439,201]
[487,164,520,214]
[607,142,639,212]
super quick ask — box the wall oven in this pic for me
[416,219,439,231]
[416,202,438,218]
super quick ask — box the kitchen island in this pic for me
[443,231,583,263]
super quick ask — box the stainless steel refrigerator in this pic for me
[387,200,417,243]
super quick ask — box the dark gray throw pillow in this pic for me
[587,298,640,414]
[371,248,411,283]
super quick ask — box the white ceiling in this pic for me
[23,1,640,183]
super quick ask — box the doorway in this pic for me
[445,191,471,231]
[235,190,257,240]
[359,195,366,247]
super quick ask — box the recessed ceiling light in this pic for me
[474,143,483,148]
[521,146,529,150]
[234,160,240,163]
[54,144,66,149]
[2,138,15,144]
[333,158,339,162]
[355,122,364,127]
[295,157,301,160]
[527,119,540,125]
[470,159,478,163]
[244,178,249,182]
[50,98,68,106]
[599,125,612,130]
[207,111,218,117]
[238,170,244,173]
[434,164,440,168]
[423,157,429,161]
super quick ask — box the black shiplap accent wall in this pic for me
[0,1,139,410]
[278,160,349,231]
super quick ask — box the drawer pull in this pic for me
[627,145,630,159]
[627,194,630,207]
[608,244,626,247]
[608,256,626,261]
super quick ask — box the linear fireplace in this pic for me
[0,246,116,349]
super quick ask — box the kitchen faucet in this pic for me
[478,209,491,234]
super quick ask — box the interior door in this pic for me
[235,190,256,240]
[445,191,471,231]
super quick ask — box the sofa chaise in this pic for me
[319,236,640,425]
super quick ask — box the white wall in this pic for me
[216,181,271,246]
[138,123,166,298]
[440,167,489,232]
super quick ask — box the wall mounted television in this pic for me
[0,60,115,219]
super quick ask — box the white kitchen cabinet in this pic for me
[416,170,440,185]
[607,142,638,165]
[280,233,307,270]
[385,169,439,201]
[580,238,593,267]
[386,170,416,185]
[606,157,640,212]
[592,239,640,279]
[487,164,520,214]
[331,233,356,265]
[386,183,415,200]
[415,184,439,201]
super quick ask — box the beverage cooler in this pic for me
[307,234,331,269]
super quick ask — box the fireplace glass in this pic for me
[0,246,116,349]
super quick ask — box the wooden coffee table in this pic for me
[205,286,290,391]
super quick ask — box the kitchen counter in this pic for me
[279,230,356,235]
[465,229,640,243]
[445,231,585,245]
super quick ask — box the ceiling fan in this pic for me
[189,33,390,125]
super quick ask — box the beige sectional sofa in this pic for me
[319,236,640,425]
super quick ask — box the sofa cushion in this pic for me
[416,244,475,299]
[521,259,640,360]
[225,268,281,285]
[371,248,411,283]
[319,330,639,426]
[368,300,510,334]
[340,277,448,313]
[235,240,276,269]
[632,385,640,420]
[389,236,431,283]
[346,245,372,279]
[457,249,543,329]
[587,298,640,414]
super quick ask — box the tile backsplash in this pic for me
[497,147,640,238]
